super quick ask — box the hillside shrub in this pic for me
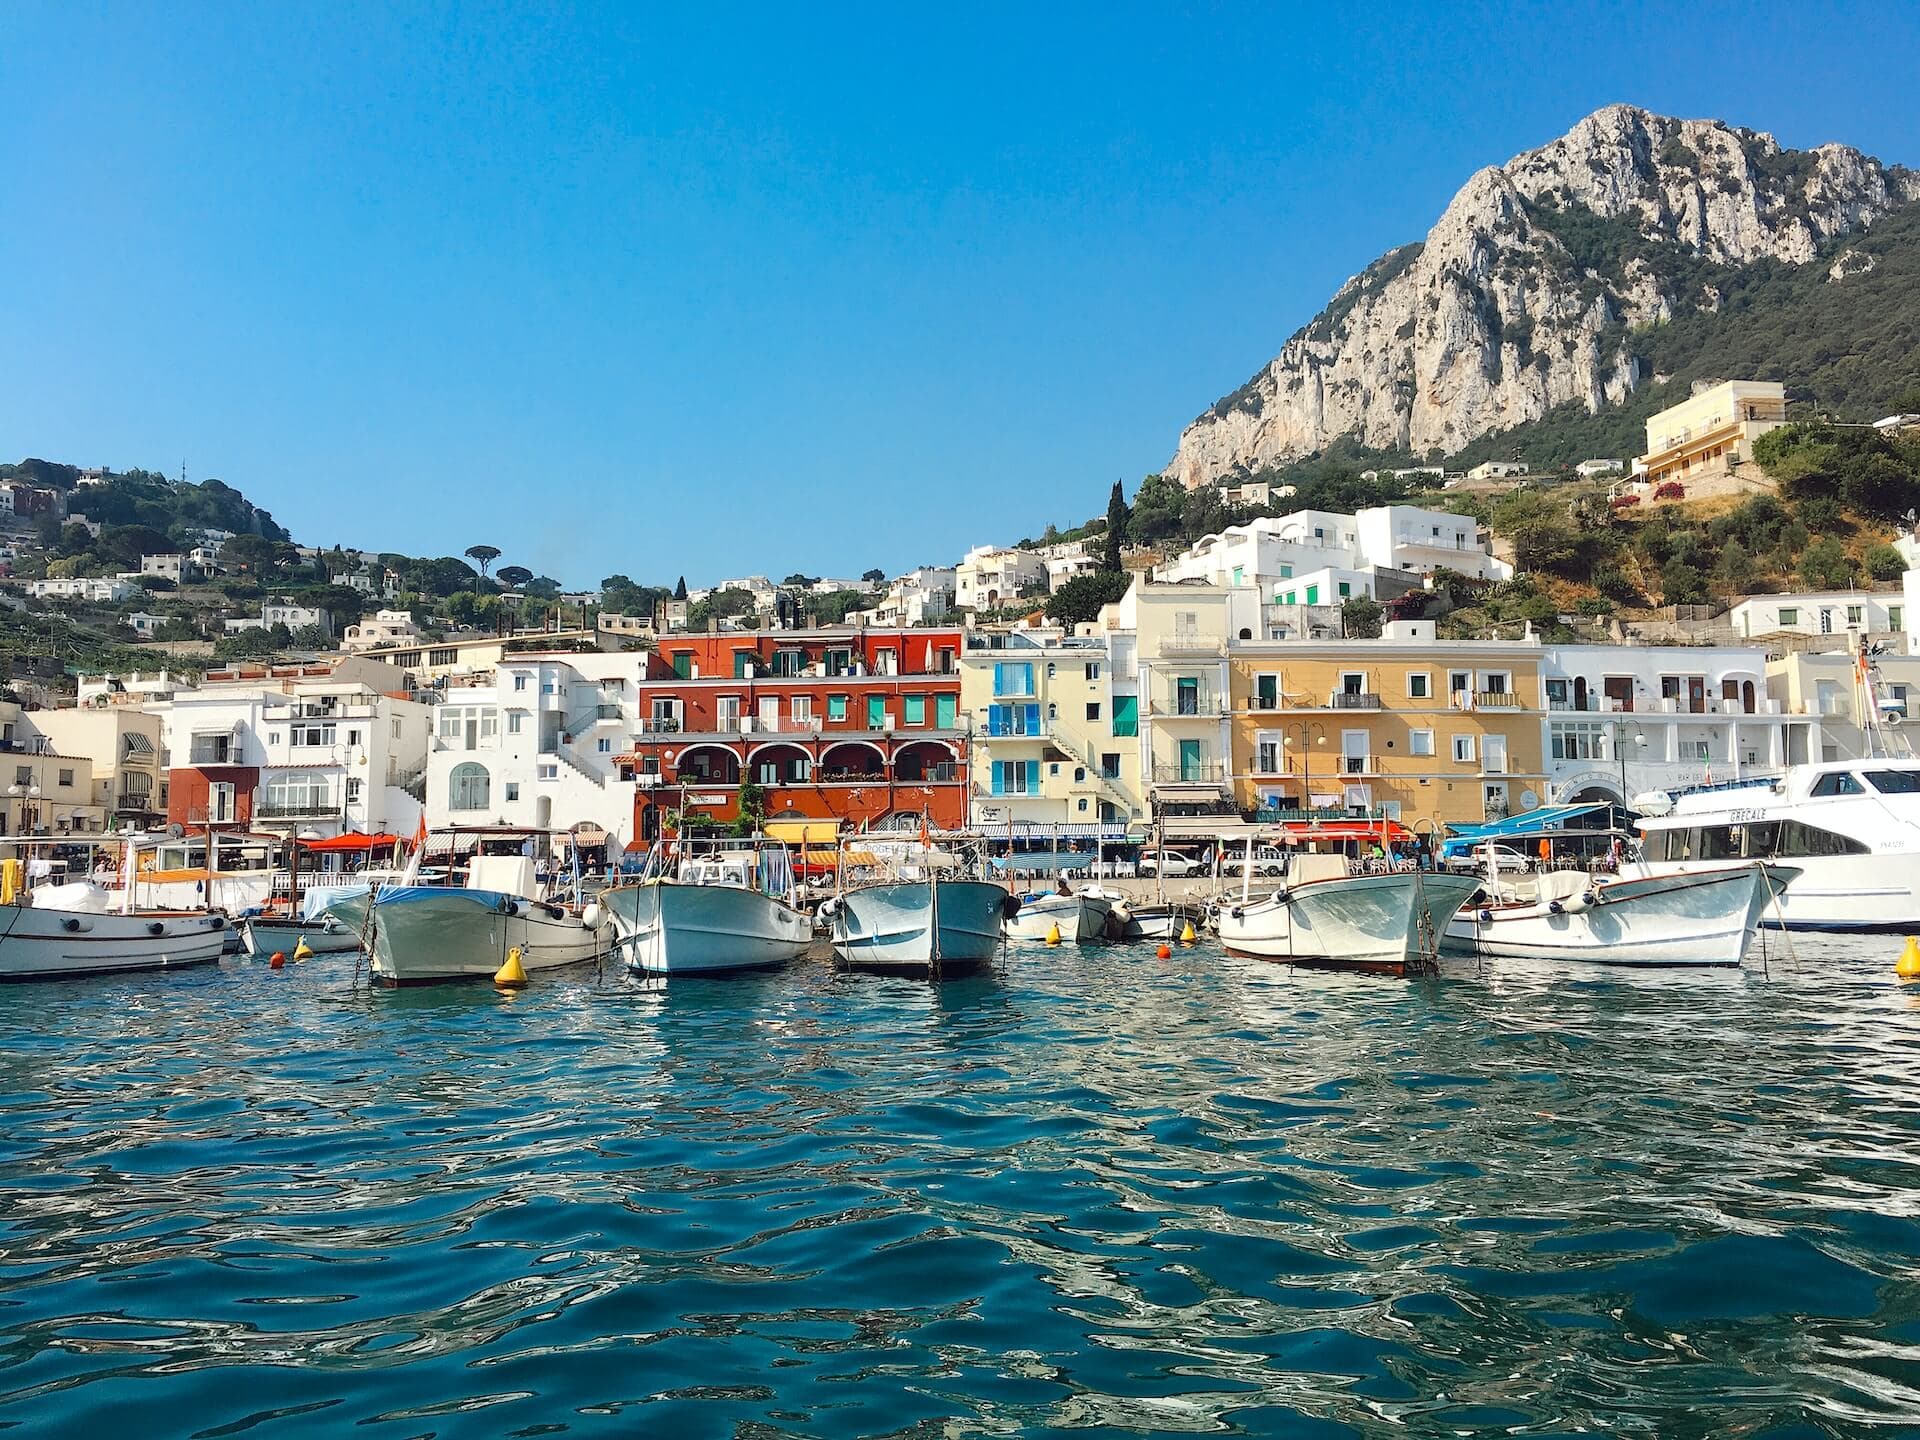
[1865,544,1908,582]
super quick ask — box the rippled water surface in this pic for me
[5,939,1920,1437]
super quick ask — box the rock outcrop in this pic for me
[1168,105,1919,488]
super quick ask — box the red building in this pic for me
[621,627,969,840]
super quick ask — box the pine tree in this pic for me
[674,575,688,600]
[1103,480,1129,572]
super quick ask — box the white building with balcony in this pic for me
[139,553,195,584]
[1729,591,1905,648]
[27,576,140,603]
[1541,644,1785,806]
[224,599,334,638]
[855,567,956,627]
[954,545,1049,610]
[424,651,642,846]
[342,609,423,651]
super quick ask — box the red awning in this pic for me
[301,831,403,852]
[1274,820,1411,843]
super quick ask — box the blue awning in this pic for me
[1440,803,1613,858]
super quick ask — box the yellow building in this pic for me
[959,630,1145,836]
[1227,620,1548,834]
[1637,379,1786,488]
[1109,579,1238,823]
[0,700,108,837]
[25,705,168,828]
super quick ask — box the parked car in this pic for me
[1447,843,1533,875]
[1220,846,1292,878]
[1137,850,1200,877]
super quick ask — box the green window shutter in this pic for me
[867,695,886,728]
[904,695,926,725]
[935,694,956,728]
[734,651,751,678]
[671,652,693,679]
[828,695,847,721]
[1112,695,1138,737]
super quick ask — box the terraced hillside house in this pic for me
[1227,620,1548,835]
[621,627,969,839]
[958,629,1145,840]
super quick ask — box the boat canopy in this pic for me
[301,831,402,852]
[1441,803,1611,859]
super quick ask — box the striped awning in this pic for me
[1001,822,1132,841]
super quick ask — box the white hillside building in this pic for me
[424,650,642,847]
[955,545,1048,610]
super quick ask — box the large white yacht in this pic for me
[1626,758,1920,930]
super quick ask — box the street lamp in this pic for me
[7,783,44,836]
[1282,721,1328,814]
[1609,721,1647,813]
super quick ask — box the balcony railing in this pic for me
[1474,691,1522,708]
[1157,631,1223,657]
[255,801,343,819]
[115,791,160,812]
[1329,692,1381,710]
[1150,762,1228,785]
[1149,694,1226,718]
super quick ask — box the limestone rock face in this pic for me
[1169,105,1919,487]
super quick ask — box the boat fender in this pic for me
[1548,900,1565,915]
[581,902,603,930]
[208,914,226,930]
[1001,893,1023,920]
[502,898,521,916]
[63,917,82,933]
[1271,888,1289,907]
[1478,908,1494,924]
[1229,906,1244,921]
[148,921,166,936]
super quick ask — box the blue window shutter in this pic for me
[1025,760,1039,794]
[1025,703,1040,734]
[991,762,1004,795]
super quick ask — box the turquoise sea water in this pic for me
[3,940,1920,1437]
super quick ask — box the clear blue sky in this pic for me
[3,3,1916,589]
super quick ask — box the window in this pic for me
[1340,672,1365,695]
[1256,737,1280,772]
[290,722,337,747]
[1847,605,1865,627]
[1483,735,1508,773]
[392,718,404,738]
[1254,673,1279,710]
[904,695,925,725]
[1545,678,1568,705]
[993,663,1035,697]
[1407,673,1430,700]
[1778,608,1798,627]
[1338,582,1351,599]
[1100,752,1121,779]
[1112,695,1138,737]
[1449,671,1470,699]
[1809,771,1865,797]
[448,762,489,811]
[1086,702,1101,722]
[990,760,1040,795]
[1410,729,1434,757]
[347,729,361,748]
[541,679,556,694]
[268,731,283,747]
[345,778,363,802]
[1085,662,1101,681]
[57,768,73,787]
[827,694,848,722]
[1480,672,1510,695]
[597,737,613,753]
[1550,723,1606,761]
[505,782,520,801]
[429,648,457,667]
[1077,798,1089,812]
[507,711,525,734]
[537,764,558,781]
[1278,564,1293,579]
[792,696,816,725]
[1046,662,1056,679]
[1452,735,1477,763]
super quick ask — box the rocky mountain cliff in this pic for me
[1168,105,1918,488]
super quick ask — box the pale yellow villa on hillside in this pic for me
[1226,619,1549,835]
[1636,378,1787,489]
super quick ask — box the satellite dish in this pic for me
[167,822,185,838]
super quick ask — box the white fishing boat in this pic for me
[1445,862,1799,967]
[831,877,1009,973]
[0,868,228,981]
[368,833,609,985]
[1216,849,1479,976]
[1108,899,1205,942]
[603,840,812,975]
[238,910,364,957]
[1003,887,1116,942]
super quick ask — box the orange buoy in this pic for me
[269,952,286,969]
[1157,943,1172,959]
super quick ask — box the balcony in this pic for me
[255,801,343,820]
[114,790,160,813]
[1157,631,1223,658]
[1474,691,1523,709]
[1335,755,1379,775]
[1328,692,1381,710]
[983,719,1049,740]
[1148,690,1226,718]
[1151,762,1228,786]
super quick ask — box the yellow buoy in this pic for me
[1180,920,1197,945]
[1898,936,1920,980]
[1045,922,1062,947]
[293,937,314,961]
[494,945,528,987]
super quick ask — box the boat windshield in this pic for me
[1865,770,1920,794]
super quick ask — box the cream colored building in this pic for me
[1637,379,1787,488]
[1106,579,1244,823]
[0,701,108,837]
[959,630,1145,837]
[24,705,167,827]
[351,628,608,684]
[342,608,423,652]
[1767,650,1920,765]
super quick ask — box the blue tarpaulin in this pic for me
[1440,803,1611,859]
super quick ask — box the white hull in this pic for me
[1112,902,1204,941]
[1624,851,1911,931]
[239,916,364,957]
[1219,872,1479,974]
[604,882,812,974]
[833,880,1007,973]
[1447,865,1795,967]
[1004,891,1114,942]
[368,887,609,985]
[0,905,229,981]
